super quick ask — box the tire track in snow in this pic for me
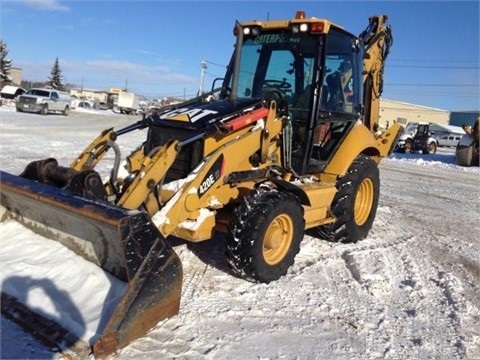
[352,203,474,359]
[364,244,461,358]
[293,202,474,359]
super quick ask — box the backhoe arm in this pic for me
[359,15,393,133]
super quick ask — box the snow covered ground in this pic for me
[1,105,479,360]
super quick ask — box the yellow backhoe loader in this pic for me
[0,11,402,358]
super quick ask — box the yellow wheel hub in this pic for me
[263,214,293,265]
[354,178,374,226]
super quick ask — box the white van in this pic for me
[437,133,463,147]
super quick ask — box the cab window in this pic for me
[322,30,357,114]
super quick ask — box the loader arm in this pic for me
[117,139,181,210]
[70,128,117,171]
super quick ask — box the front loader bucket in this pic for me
[0,170,183,358]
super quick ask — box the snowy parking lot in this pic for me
[1,106,479,359]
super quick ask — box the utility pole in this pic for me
[198,58,207,96]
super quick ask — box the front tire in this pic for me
[316,154,380,243]
[404,139,413,152]
[425,141,437,154]
[225,188,304,283]
[63,106,69,116]
[41,104,48,115]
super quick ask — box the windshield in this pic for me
[404,123,418,135]
[416,124,429,136]
[27,89,50,97]
[227,31,319,107]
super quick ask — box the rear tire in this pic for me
[315,154,379,243]
[225,188,304,283]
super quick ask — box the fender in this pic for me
[267,177,311,206]
[323,122,379,176]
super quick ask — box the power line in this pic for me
[389,64,478,69]
[388,91,476,95]
[389,58,478,63]
[204,60,227,68]
[387,83,478,87]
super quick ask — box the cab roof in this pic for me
[238,10,348,35]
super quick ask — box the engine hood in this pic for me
[20,94,48,100]
[151,98,263,130]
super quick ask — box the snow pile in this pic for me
[0,215,127,344]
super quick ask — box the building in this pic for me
[9,67,22,85]
[0,67,22,89]
[449,111,480,127]
[379,99,450,128]
[69,88,108,103]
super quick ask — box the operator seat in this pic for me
[293,84,312,111]
[293,84,329,111]
[326,71,343,111]
[325,60,352,112]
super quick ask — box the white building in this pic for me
[379,99,450,128]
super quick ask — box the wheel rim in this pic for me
[429,143,436,153]
[263,214,293,265]
[354,178,374,226]
[405,142,412,151]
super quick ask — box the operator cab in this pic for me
[222,11,362,175]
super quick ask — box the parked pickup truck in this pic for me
[16,88,71,115]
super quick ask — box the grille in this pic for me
[145,125,204,183]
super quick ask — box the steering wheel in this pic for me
[262,79,292,101]
[262,80,291,116]
[263,79,292,91]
